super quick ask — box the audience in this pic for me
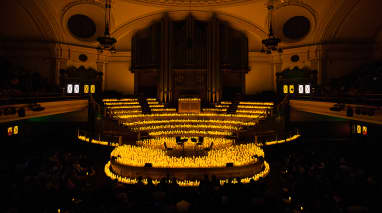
[2,137,379,213]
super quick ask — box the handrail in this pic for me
[254,129,301,146]
[0,94,88,106]
[77,129,120,147]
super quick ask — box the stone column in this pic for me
[272,54,282,93]
[50,58,67,86]
[96,61,107,92]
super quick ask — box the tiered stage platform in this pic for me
[78,98,300,186]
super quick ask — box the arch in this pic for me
[318,0,382,42]
[118,0,261,8]
[113,10,267,51]
[15,0,62,42]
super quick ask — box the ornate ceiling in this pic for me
[119,0,258,7]
[1,0,382,51]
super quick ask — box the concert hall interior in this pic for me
[1,0,381,212]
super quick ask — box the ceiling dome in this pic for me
[121,0,257,7]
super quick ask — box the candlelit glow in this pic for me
[111,143,264,168]
[261,134,301,146]
[117,112,261,119]
[104,160,270,187]
[103,98,138,102]
[178,98,201,101]
[123,119,256,127]
[133,124,240,132]
[97,98,298,188]
[137,137,233,150]
[146,98,157,101]
[104,102,140,105]
[78,134,119,146]
[149,129,232,137]
[237,105,272,109]
[108,105,141,109]
[239,102,274,105]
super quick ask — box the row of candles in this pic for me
[111,143,264,168]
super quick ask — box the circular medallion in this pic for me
[283,16,311,41]
[68,14,96,39]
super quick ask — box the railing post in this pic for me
[119,136,123,146]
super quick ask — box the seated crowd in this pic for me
[2,139,379,213]
[279,146,379,213]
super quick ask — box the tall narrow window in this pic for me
[91,85,96,94]
[74,84,80,94]
[305,85,311,94]
[84,85,89,94]
[289,85,295,94]
[283,85,289,94]
[298,85,304,94]
[67,84,73,94]
[357,125,362,134]
[13,126,18,135]
[362,126,367,136]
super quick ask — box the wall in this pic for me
[374,30,382,60]
[245,52,273,95]
[323,44,374,81]
[0,42,54,82]
[105,52,134,95]
[64,46,99,70]
[0,1,44,40]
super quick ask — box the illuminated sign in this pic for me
[289,85,294,94]
[362,126,367,136]
[13,126,18,135]
[67,84,73,94]
[356,125,362,134]
[283,85,288,94]
[90,85,96,94]
[74,84,80,94]
[8,127,13,136]
[305,85,311,94]
[298,85,304,94]
[84,85,89,94]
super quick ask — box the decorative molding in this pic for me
[60,0,115,45]
[119,0,260,8]
[113,10,266,51]
[0,100,88,124]
[290,100,382,125]
[61,0,104,15]
[320,0,361,42]
[15,0,62,42]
